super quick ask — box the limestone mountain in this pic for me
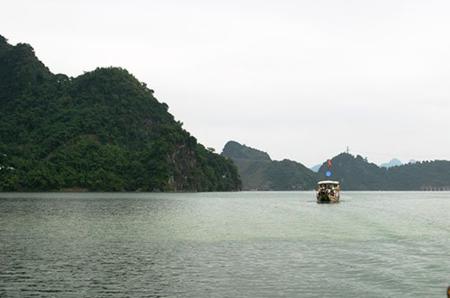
[222,141,450,191]
[380,158,403,168]
[317,153,450,190]
[0,35,241,191]
[221,141,316,190]
[310,164,322,172]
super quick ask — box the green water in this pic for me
[0,192,449,297]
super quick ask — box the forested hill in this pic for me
[221,141,271,162]
[223,140,450,191]
[317,153,450,190]
[221,141,317,190]
[0,35,241,191]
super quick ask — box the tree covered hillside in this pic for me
[224,141,450,191]
[0,35,241,191]
[222,141,316,190]
[317,153,450,190]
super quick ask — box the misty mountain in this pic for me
[221,141,316,190]
[318,153,450,190]
[380,158,403,168]
[310,164,322,172]
[0,34,241,191]
[223,140,450,191]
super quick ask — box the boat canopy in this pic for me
[317,180,340,185]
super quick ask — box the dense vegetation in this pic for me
[317,153,450,190]
[221,141,316,190]
[0,35,241,191]
[224,141,450,191]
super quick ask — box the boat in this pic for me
[316,180,340,203]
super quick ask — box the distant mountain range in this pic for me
[317,153,450,190]
[379,158,403,168]
[310,164,321,172]
[379,158,417,168]
[223,141,450,191]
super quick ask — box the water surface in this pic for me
[1,192,449,297]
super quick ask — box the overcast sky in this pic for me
[3,0,450,166]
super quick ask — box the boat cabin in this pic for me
[317,180,340,190]
[316,180,340,203]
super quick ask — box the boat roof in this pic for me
[317,180,340,185]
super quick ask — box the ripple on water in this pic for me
[0,191,449,297]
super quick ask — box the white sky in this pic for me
[3,0,450,166]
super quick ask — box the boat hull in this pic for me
[316,191,339,203]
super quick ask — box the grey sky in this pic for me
[3,0,450,166]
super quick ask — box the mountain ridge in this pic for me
[318,153,450,190]
[223,141,450,191]
[0,34,241,192]
[379,158,403,168]
[221,141,316,190]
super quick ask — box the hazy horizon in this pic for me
[3,0,450,166]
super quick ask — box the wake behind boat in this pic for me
[316,180,340,203]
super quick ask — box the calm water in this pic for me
[0,192,449,297]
